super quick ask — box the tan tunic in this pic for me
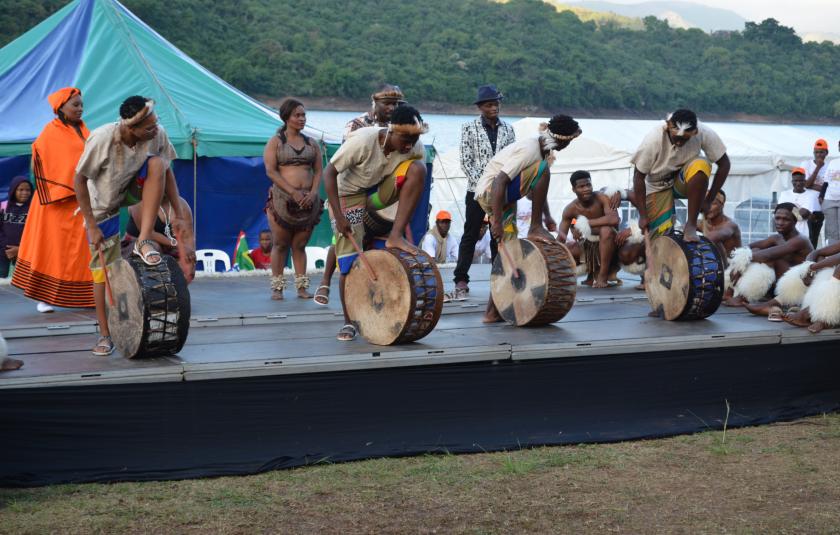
[76,122,177,220]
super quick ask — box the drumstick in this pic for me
[98,246,115,306]
[346,233,377,281]
[497,241,519,279]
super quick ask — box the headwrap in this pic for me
[47,87,81,115]
[388,116,429,136]
[120,99,155,127]
[372,86,405,103]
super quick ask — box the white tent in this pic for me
[432,117,840,238]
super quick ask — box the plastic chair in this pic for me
[305,246,328,271]
[195,249,231,273]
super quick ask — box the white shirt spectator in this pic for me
[474,231,492,263]
[421,231,459,263]
[801,158,828,189]
[779,188,821,240]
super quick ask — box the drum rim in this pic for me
[490,238,577,326]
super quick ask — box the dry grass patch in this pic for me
[2,414,840,534]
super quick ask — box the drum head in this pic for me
[345,249,442,345]
[106,258,145,358]
[490,239,576,326]
[106,256,191,358]
[645,235,690,320]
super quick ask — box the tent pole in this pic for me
[191,130,198,243]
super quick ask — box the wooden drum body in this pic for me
[106,256,191,358]
[344,248,443,345]
[490,239,577,326]
[645,231,724,320]
[363,203,399,238]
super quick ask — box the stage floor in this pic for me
[2,265,839,389]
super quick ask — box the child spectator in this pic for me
[0,176,33,278]
[250,230,272,270]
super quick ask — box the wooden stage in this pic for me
[2,265,840,486]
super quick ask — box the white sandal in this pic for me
[133,238,162,266]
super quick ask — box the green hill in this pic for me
[3,0,840,119]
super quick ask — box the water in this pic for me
[306,109,521,153]
[308,108,840,156]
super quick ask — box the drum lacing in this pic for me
[270,275,286,291]
[294,274,310,289]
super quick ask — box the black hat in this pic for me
[474,84,504,105]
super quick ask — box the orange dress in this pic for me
[11,118,94,307]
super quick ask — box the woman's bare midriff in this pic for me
[278,165,313,190]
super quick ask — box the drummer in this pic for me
[315,84,405,306]
[476,114,582,323]
[75,96,186,356]
[631,109,730,243]
[557,170,620,288]
[323,104,428,341]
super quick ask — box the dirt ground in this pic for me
[2,413,840,534]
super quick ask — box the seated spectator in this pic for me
[0,176,33,278]
[250,230,272,270]
[122,195,196,282]
[421,210,459,263]
[474,217,492,263]
[778,168,821,243]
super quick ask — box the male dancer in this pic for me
[324,105,428,341]
[700,190,741,261]
[315,84,406,306]
[631,109,730,242]
[476,115,582,322]
[557,170,619,287]
[724,203,812,307]
[75,96,185,356]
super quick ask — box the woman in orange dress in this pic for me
[12,87,94,310]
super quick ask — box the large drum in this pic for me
[344,248,443,345]
[105,255,191,358]
[645,230,724,320]
[490,239,577,326]
[363,203,399,238]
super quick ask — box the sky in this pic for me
[572,0,840,35]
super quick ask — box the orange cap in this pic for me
[791,167,806,176]
[436,210,452,221]
[814,139,828,150]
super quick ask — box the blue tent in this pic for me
[0,0,433,253]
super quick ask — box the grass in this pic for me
[2,413,840,534]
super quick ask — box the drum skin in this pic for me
[344,248,443,345]
[490,239,577,326]
[645,231,724,321]
[106,256,191,358]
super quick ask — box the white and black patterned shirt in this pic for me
[459,117,515,192]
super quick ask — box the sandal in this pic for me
[767,306,784,322]
[133,238,162,266]
[314,285,330,306]
[92,335,115,356]
[337,324,357,342]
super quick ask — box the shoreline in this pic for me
[262,95,840,126]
